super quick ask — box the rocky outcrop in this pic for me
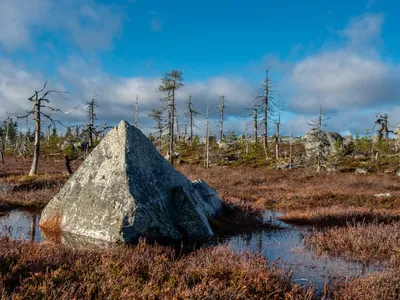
[304,131,343,159]
[40,120,222,243]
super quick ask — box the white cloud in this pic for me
[55,56,255,134]
[275,12,400,136]
[0,58,78,129]
[288,50,397,113]
[342,13,384,49]
[0,0,51,49]
[286,13,399,116]
[0,0,124,51]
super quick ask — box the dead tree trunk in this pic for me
[64,155,73,175]
[263,70,269,159]
[0,140,4,164]
[185,94,200,146]
[5,118,10,149]
[87,97,97,148]
[275,114,281,160]
[169,90,175,163]
[175,105,180,142]
[219,95,225,142]
[134,94,139,128]
[29,94,40,176]
[158,70,184,164]
[253,108,258,144]
[205,105,210,168]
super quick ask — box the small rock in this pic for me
[374,193,392,198]
[355,167,368,174]
[164,152,180,161]
[396,170,400,177]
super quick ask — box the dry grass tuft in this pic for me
[333,267,400,300]
[279,207,400,227]
[0,237,315,299]
[178,165,400,211]
[305,222,400,263]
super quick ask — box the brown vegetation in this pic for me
[2,156,400,213]
[179,165,400,211]
[2,157,400,298]
[0,237,314,299]
[305,222,400,263]
[279,207,400,227]
[333,268,400,300]
[0,174,68,211]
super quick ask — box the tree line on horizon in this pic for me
[0,69,398,175]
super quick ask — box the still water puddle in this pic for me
[0,209,382,291]
[0,210,40,242]
[220,228,382,290]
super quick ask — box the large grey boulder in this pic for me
[40,120,222,243]
[304,131,343,159]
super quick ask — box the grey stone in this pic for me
[40,120,222,243]
[374,193,392,198]
[342,135,353,148]
[164,152,179,161]
[217,141,229,151]
[355,167,368,174]
[304,131,343,159]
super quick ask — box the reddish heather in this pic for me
[0,237,314,299]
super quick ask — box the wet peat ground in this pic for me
[0,157,400,298]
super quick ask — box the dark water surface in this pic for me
[0,209,382,290]
[0,210,40,242]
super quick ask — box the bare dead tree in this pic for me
[253,69,278,159]
[158,70,184,164]
[274,113,281,160]
[244,122,249,155]
[148,109,165,149]
[185,94,200,146]
[175,105,181,140]
[134,94,139,128]
[16,81,72,176]
[64,155,73,175]
[253,108,258,144]
[86,96,98,147]
[218,95,225,142]
[4,117,11,148]
[374,113,392,142]
[204,105,210,168]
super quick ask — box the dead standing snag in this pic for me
[15,81,76,176]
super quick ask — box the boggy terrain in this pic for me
[1,157,400,298]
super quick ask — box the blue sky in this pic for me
[0,0,399,136]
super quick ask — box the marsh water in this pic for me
[0,209,382,291]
